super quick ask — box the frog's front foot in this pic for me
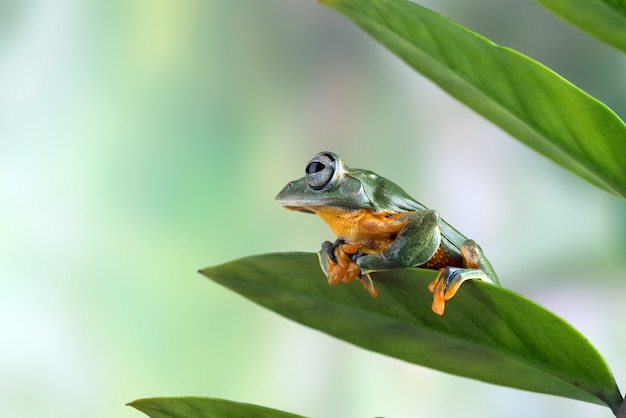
[318,240,378,298]
[427,267,493,315]
[318,240,358,285]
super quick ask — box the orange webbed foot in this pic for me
[428,267,463,316]
[319,240,362,286]
[428,266,493,315]
[318,241,378,298]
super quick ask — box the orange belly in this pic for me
[311,207,411,252]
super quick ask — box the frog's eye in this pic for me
[305,152,337,190]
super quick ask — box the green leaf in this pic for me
[320,0,626,198]
[127,396,305,418]
[537,0,626,53]
[201,253,623,414]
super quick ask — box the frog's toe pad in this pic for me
[360,273,378,298]
[427,278,446,316]
[430,298,446,316]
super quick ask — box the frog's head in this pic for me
[275,151,372,213]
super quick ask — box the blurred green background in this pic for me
[1,1,625,417]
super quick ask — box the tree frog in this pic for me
[275,151,500,315]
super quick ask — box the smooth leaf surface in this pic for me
[128,396,304,418]
[201,253,623,413]
[537,0,626,53]
[320,0,626,198]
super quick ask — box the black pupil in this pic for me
[306,161,326,174]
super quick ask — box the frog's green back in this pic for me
[353,169,468,250]
[351,169,425,212]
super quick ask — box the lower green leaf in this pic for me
[127,396,304,418]
[201,252,623,414]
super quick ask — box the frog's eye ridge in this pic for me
[305,152,337,190]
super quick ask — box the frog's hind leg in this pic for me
[428,267,492,315]
[428,239,499,315]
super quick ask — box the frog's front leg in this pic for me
[428,240,499,315]
[318,240,378,297]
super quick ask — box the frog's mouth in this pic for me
[275,180,318,213]
[281,205,315,214]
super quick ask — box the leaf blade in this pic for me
[320,0,626,198]
[201,253,623,413]
[127,396,305,418]
[537,0,626,53]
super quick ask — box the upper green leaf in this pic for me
[320,0,626,198]
[201,253,623,414]
[128,396,305,418]
[537,0,626,53]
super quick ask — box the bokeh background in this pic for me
[1,0,625,417]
